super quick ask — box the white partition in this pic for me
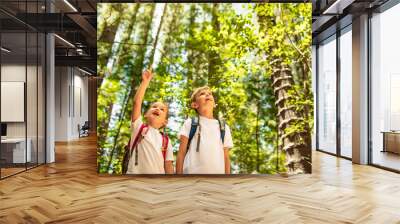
[1,82,25,122]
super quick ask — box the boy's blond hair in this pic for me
[191,86,212,103]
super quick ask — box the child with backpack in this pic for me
[122,69,174,174]
[176,86,233,174]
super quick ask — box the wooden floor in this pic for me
[372,150,400,171]
[1,136,400,223]
[1,163,44,178]
[0,167,26,177]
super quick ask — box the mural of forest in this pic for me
[97,3,312,175]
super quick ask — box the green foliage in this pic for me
[97,3,312,174]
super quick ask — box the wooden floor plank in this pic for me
[0,135,399,223]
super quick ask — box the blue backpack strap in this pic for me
[187,116,199,150]
[218,119,226,145]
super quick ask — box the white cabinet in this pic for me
[1,138,32,163]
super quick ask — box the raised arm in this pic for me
[176,135,189,174]
[132,69,153,122]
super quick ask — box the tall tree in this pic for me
[110,4,141,76]
[255,3,312,174]
[97,4,123,78]
[207,3,222,117]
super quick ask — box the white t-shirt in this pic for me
[126,118,174,174]
[179,116,234,174]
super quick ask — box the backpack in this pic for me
[186,116,226,153]
[122,124,169,174]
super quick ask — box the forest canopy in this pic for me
[97,3,312,174]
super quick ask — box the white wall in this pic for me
[55,66,69,141]
[352,14,369,164]
[72,72,89,138]
[46,33,55,163]
[55,67,89,141]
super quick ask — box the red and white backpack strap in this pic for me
[129,124,148,149]
[161,133,169,161]
[132,124,149,166]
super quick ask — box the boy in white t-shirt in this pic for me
[125,69,174,174]
[176,86,233,174]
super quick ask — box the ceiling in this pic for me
[7,0,396,73]
[312,0,390,44]
[0,0,96,74]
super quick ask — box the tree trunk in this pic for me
[208,3,221,117]
[98,4,123,78]
[98,100,113,149]
[162,4,180,69]
[111,4,141,72]
[131,5,156,88]
[301,58,312,167]
[149,4,168,67]
[256,101,260,172]
[255,3,312,174]
[97,4,124,142]
[186,4,196,88]
[276,111,280,171]
[270,58,311,174]
[105,90,130,171]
